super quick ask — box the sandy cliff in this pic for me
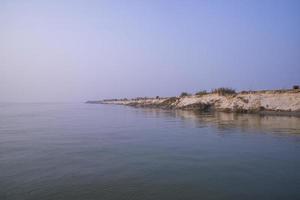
[87,90,300,114]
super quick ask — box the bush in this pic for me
[180,92,191,97]
[293,85,299,90]
[195,90,207,96]
[211,87,236,95]
[240,90,249,94]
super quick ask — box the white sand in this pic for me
[100,91,300,112]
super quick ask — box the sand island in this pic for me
[87,87,300,116]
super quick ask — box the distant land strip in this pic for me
[87,88,300,116]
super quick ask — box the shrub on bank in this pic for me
[293,85,299,90]
[195,90,207,96]
[180,92,191,97]
[211,87,236,95]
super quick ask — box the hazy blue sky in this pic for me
[1,0,299,102]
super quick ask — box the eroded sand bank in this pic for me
[87,90,300,114]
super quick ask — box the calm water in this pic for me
[0,103,300,200]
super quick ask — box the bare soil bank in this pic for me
[87,89,300,116]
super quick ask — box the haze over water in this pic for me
[1,103,299,200]
[1,0,300,102]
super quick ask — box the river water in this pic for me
[0,103,299,200]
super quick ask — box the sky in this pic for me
[0,0,299,102]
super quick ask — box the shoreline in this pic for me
[86,89,300,116]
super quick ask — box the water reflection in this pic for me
[1,104,299,200]
[138,108,300,135]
